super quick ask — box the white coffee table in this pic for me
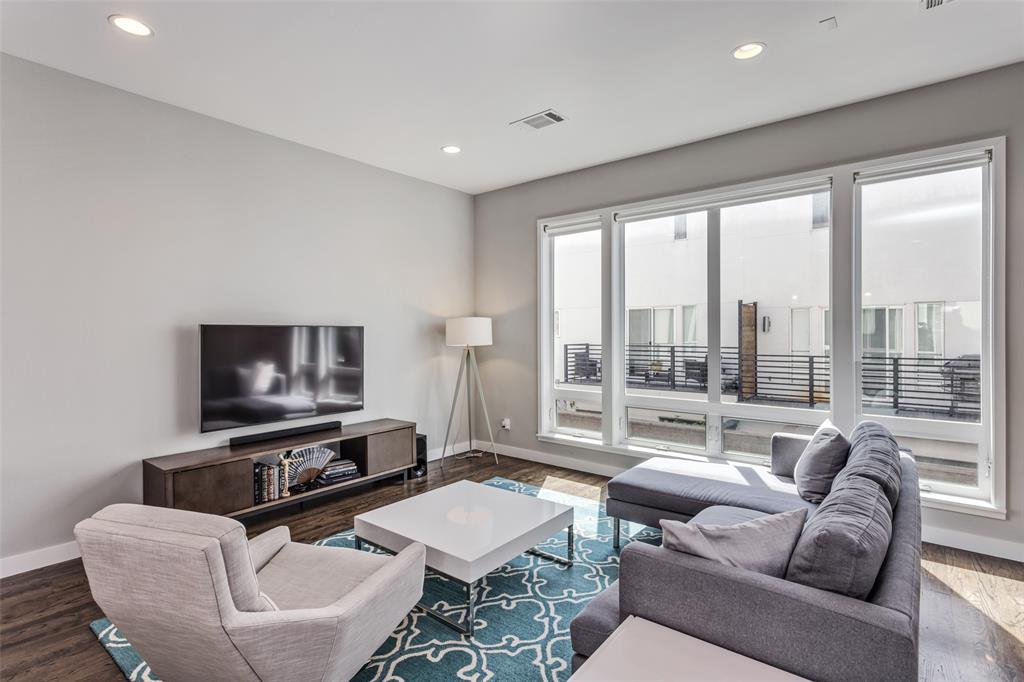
[353,480,574,635]
[572,616,808,681]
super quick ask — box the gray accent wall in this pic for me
[473,62,1024,559]
[0,55,474,563]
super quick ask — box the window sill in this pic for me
[535,432,1005,521]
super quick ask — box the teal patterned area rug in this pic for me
[91,476,661,681]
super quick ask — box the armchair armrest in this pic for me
[225,542,426,682]
[618,542,916,682]
[248,526,290,572]
[770,432,812,478]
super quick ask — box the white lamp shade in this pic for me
[446,317,492,347]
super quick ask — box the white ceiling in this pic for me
[2,1,1022,194]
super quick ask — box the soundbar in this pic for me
[229,421,343,447]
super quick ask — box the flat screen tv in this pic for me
[200,324,364,433]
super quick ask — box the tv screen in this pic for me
[200,324,364,433]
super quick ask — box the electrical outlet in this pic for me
[501,418,512,431]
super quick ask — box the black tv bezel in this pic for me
[198,323,365,434]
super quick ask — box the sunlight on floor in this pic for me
[538,475,604,501]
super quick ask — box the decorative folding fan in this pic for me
[285,446,335,486]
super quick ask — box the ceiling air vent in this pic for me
[510,109,566,131]
[921,0,954,9]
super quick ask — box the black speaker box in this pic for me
[410,433,428,478]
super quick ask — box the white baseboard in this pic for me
[922,526,1024,562]
[427,440,469,462]
[1,539,81,578]
[492,441,630,479]
[491,438,1024,562]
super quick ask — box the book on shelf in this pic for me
[253,462,287,504]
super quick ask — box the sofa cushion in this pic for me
[570,580,620,658]
[662,507,807,578]
[786,476,893,599]
[834,421,903,508]
[794,420,851,503]
[607,457,817,519]
[689,505,769,526]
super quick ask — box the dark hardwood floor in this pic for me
[1,455,1021,681]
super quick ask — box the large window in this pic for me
[623,211,708,399]
[539,139,1003,513]
[720,190,831,410]
[858,162,988,493]
[550,226,603,437]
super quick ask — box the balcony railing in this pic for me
[561,343,979,422]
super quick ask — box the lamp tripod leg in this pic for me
[469,348,499,465]
[440,350,468,472]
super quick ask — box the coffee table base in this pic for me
[354,523,574,636]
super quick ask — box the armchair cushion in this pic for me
[257,542,389,610]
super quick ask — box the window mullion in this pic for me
[706,208,722,453]
[831,167,857,433]
[603,213,622,447]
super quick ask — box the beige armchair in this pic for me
[75,503,425,681]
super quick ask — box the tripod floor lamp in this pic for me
[440,316,498,469]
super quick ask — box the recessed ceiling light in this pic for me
[733,42,765,60]
[441,145,461,154]
[108,15,153,37]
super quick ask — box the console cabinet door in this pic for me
[172,460,252,515]
[366,428,413,475]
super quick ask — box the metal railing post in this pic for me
[892,356,900,413]
[808,356,815,408]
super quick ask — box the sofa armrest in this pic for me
[619,543,916,682]
[248,526,290,572]
[770,433,812,478]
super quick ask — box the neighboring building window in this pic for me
[654,308,675,345]
[862,306,903,357]
[812,191,831,229]
[681,305,698,345]
[916,302,944,356]
[673,214,687,240]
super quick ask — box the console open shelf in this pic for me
[143,418,415,518]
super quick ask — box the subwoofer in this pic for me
[410,433,428,478]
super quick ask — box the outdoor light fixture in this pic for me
[441,145,462,154]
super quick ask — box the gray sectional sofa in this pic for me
[571,421,922,682]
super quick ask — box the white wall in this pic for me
[0,56,475,570]
[474,62,1024,561]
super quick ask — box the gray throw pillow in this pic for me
[786,475,893,599]
[660,508,807,578]
[794,419,851,503]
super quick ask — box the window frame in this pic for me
[537,137,1006,518]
